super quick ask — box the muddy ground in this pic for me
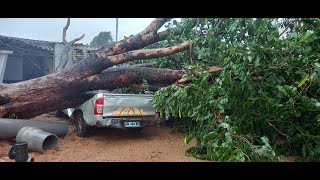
[0,114,208,162]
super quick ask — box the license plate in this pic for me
[124,122,140,127]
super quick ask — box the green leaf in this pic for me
[298,74,309,88]
[182,74,191,80]
[261,136,270,145]
[205,18,208,25]
[219,123,230,129]
[312,98,320,107]
[152,18,318,162]
[183,136,187,146]
[225,132,232,143]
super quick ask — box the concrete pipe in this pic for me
[0,118,68,139]
[16,126,59,153]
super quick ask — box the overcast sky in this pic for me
[0,18,163,45]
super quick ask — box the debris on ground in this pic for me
[0,114,207,162]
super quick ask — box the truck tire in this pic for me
[75,113,90,137]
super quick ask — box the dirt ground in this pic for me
[0,115,208,162]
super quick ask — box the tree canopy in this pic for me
[152,18,320,162]
[90,31,114,47]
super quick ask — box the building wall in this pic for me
[3,55,23,82]
[54,44,75,70]
[47,55,55,74]
[2,43,96,83]
[0,50,13,83]
[3,54,53,83]
[42,55,54,75]
[54,44,94,71]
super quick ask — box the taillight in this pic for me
[94,97,104,115]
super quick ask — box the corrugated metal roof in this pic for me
[0,35,98,53]
[0,35,57,52]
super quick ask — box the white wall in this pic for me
[0,50,13,83]
[54,44,75,70]
[54,44,97,71]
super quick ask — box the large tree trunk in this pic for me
[0,42,190,118]
[0,18,199,119]
[3,64,222,119]
[0,18,205,118]
[18,66,188,118]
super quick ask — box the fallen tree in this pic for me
[0,18,196,118]
[6,65,222,119]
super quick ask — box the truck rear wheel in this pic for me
[75,113,90,137]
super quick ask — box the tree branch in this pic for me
[175,66,223,84]
[96,18,198,57]
[139,18,171,35]
[267,120,289,138]
[279,19,298,37]
[128,84,165,91]
[208,66,223,73]
[168,55,183,69]
[88,66,186,87]
[158,29,170,40]
[62,18,70,44]
[97,18,171,56]
[105,41,192,65]
[57,19,85,71]
[69,34,85,45]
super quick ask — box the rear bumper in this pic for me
[95,117,156,128]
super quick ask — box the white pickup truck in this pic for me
[63,91,160,137]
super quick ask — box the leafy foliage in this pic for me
[8,112,18,119]
[90,31,114,48]
[153,18,320,161]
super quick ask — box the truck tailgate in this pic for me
[103,93,155,117]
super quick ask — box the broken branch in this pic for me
[69,34,85,44]
[62,18,70,44]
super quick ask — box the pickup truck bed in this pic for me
[64,91,159,137]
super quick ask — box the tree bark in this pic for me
[0,42,190,118]
[97,18,171,56]
[5,63,222,119]
[15,66,187,118]
[84,66,186,90]
[0,18,199,119]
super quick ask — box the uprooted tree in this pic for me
[2,18,320,162]
[0,18,196,118]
